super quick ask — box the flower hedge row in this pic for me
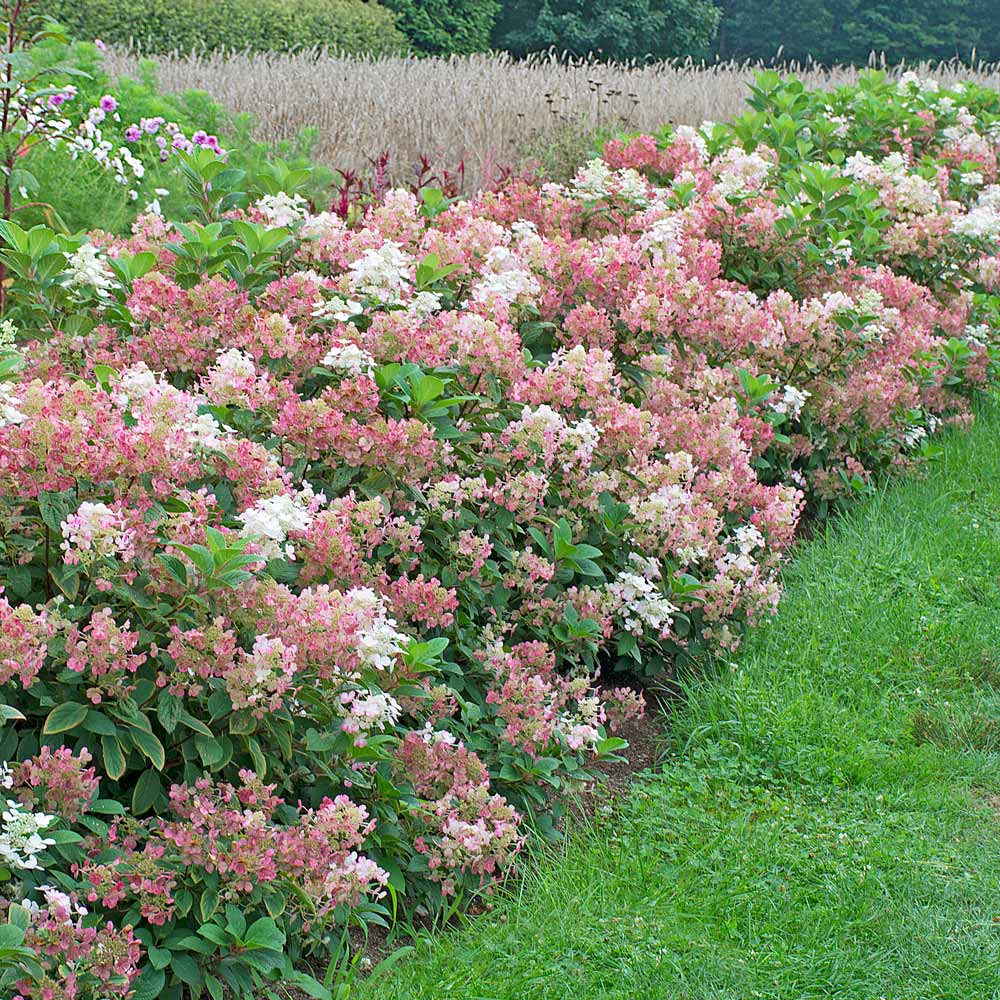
[1,69,999,999]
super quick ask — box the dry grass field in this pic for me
[105,49,1000,190]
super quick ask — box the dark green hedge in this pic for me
[713,0,1000,64]
[382,0,499,54]
[48,0,407,55]
[493,0,721,61]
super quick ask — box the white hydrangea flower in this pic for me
[843,151,881,184]
[348,241,412,302]
[469,245,539,308]
[770,384,811,420]
[561,418,601,468]
[342,587,408,672]
[210,348,256,383]
[571,159,649,204]
[339,688,402,738]
[185,413,227,452]
[63,242,114,295]
[511,220,538,240]
[320,341,376,378]
[237,485,321,561]
[0,798,56,871]
[952,204,1000,239]
[298,211,346,241]
[420,723,458,746]
[312,294,363,323]
[0,318,16,349]
[638,216,684,257]
[31,884,87,921]
[572,158,613,200]
[733,524,765,554]
[607,570,677,637]
[900,425,928,448]
[0,383,26,427]
[408,290,443,318]
[716,548,758,581]
[255,191,308,227]
[892,172,940,215]
[673,125,708,160]
[110,363,163,410]
[714,146,773,198]
[59,501,135,564]
[897,71,939,94]
[614,168,649,203]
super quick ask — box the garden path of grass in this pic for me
[359,396,1000,1000]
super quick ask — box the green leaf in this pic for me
[84,710,117,736]
[132,769,163,815]
[43,702,89,735]
[157,691,182,734]
[101,736,127,781]
[38,491,75,533]
[88,798,126,815]
[175,934,217,956]
[197,921,229,946]
[157,554,188,587]
[244,917,284,952]
[49,563,80,600]
[47,829,82,845]
[199,887,220,922]
[170,953,204,990]
[148,945,172,970]
[286,976,333,1000]
[173,543,214,579]
[224,904,246,939]
[195,734,225,766]
[0,704,25,723]
[7,902,30,930]
[132,967,166,1000]
[177,710,214,737]
[0,924,26,949]
[128,727,166,770]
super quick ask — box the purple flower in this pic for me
[94,38,107,52]
[207,135,222,152]
[143,118,162,135]
[48,94,66,109]
[124,125,141,142]
[99,95,118,113]
[192,130,209,145]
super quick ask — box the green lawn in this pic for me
[357,397,1000,1000]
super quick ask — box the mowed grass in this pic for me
[357,398,1000,1000]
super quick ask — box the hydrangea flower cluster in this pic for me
[0,798,55,872]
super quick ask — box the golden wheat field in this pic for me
[105,49,1000,190]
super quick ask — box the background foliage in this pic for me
[492,0,721,61]
[47,0,406,56]
[47,0,1000,64]
[714,0,1000,64]
[383,0,500,55]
